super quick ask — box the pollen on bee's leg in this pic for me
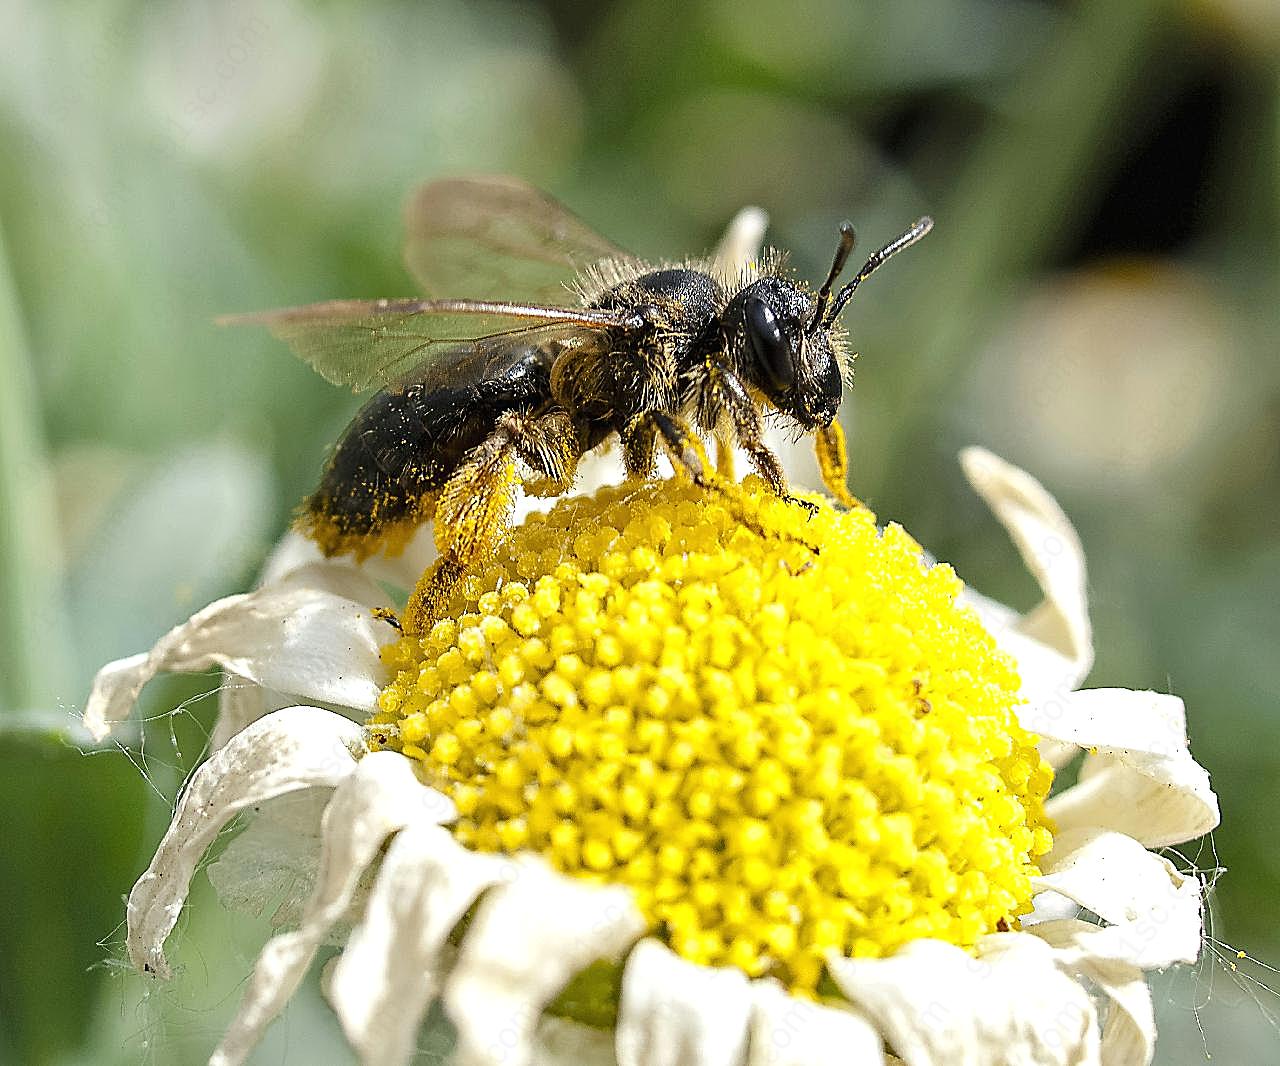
[433,447,520,567]
[508,409,581,496]
[646,411,709,486]
[409,442,521,634]
[714,428,737,480]
[815,421,858,509]
[404,558,466,634]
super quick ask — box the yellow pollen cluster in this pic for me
[370,477,1054,997]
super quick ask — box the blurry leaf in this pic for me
[0,219,75,712]
[0,735,148,1064]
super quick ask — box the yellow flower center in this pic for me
[370,476,1053,1000]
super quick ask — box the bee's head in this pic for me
[730,217,933,432]
[727,275,839,430]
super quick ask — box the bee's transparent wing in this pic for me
[403,176,638,302]
[219,298,630,393]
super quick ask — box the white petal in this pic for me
[1033,827,1203,968]
[213,672,300,751]
[446,856,646,1066]
[213,534,339,749]
[83,562,396,740]
[258,525,441,600]
[713,206,769,277]
[1039,690,1219,847]
[126,707,364,978]
[1028,921,1156,1066]
[828,934,1101,1066]
[349,526,441,594]
[206,787,330,929]
[958,448,1093,708]
[1089,959,1155,1066]
[258,529,329,585]
[616,939,752,1066]
[748,979,883,1066]
[83,652,149,739]
[329,824,510,1066]
[211,750,454,1066]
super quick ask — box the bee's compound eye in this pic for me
[744,296,795,391]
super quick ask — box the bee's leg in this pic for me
[404,430,518,633]
[625,410,817,551]
[624,411,709,486]
[621,416,658,479]
[511,409,580,497]
[704,365,819,517]
[814,421,857,508]
[708,367,785,494]
[404,409,581,633]
[405,558,467,633]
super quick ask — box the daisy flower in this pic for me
[85,445,1218,1066]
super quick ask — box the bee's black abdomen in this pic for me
[303,355,551,558]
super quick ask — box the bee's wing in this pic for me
[403,176,638,302]
[219,298,632,393]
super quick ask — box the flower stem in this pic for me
[0,217,74,711]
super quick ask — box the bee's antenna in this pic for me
[824,216,933,327]
[808,221,857,335]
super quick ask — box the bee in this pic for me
[223,176,931,630]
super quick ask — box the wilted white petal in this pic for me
[213,672,267,751]
[447,856,646,1066]
[213,673,302,751]
[215,536,399,747]
[84,562,396,740]
[329,824,510,1066]
[713,205,769,276]
[214,536,340,748]
[206,788,330,929]
[357,529,442,594]
[211,751,454,1066]
[127,707,364,978]
[958,448,1093,713]
[1089,959,1155,1066]
[532,1016,617,1066]
[1032,827,1203,968]
[259,530,328,585]
[749,979,884,1066]
[828,934,1101,1066]
[84,652,149,738]
[616,939,752,1066]
[1029,921,1156,1066]
[1039,690,1219,847]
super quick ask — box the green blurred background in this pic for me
[1,0,1277,1062]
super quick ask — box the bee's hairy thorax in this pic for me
[557,268,728,442]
